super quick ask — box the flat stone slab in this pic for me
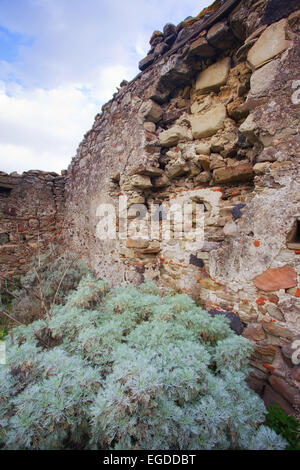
[189,104,226,139]
[247,19,290,69]
[253,266,297,292]
[195,57,231,94]
[207,21,234,49]
[250,59,280,96]
[189,37,216,57]
[213,162,254,183]
[159,125,192,147]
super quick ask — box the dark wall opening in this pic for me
[287,219,300,249]
[0,186,12,197]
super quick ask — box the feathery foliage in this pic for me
[0,261,287,450]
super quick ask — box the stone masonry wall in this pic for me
[63,0,300,417]
[0,0,299,417]
[0,170,65,278]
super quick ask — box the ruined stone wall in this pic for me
[0,170,65,278]
[63,0,300,416]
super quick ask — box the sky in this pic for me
[0,0,211,174]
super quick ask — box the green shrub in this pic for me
[266,403,300,450]
[0,270,287,450]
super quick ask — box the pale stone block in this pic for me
[213,163,254,184]
[159,125,192,147]
[247,19,290,69]
[253,162,270,174]
[250,59,280,96]
[239,114,258,144]
[195,142,211,155]
[189,104,226,139]
[195,57,231,94]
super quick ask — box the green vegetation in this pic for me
[266,403,300,450]
[0,252,287,450]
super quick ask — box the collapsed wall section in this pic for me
[64,0,300,416]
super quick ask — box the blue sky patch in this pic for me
[0,25,33,62]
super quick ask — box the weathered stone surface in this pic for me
[247,19,290,69]
[269,375,300,407]
[209,309,244,335]
[188,37,216,57]
[159,53,193,89]
[0,171,65,278]
[253,162,270,174]
[143,121,156,132]
[154,42,169,57]
[150,30,163,46]
[195,57,231,94]
[207,21,235,49]
[131,175,152,189]
[195,143,211,155]
[263,0,300,25]
[227,97,249,121]
[246,368,268,396]
[159,125,192,147]
[189,104,226,139]
[253,266,297,292]
[126,238,149,249]
[137,240,161,254]
[292,366,300,383]
[264,384,297,416]
[263,321,295,340]
[238,114,258,144]
[198,155,210,170]
[147,81,170,104]
[253,344,277,363]
[162,108,183,125]
[130,165,163,177]
[194,171,211,184]
[139,100,163,123]
[166,162,189,179]
[266,304,284,321]
[152,174,170,188]
[243,323,266,341]
[163,23,177,37]
[223,221,238,236]
[213,163,254,184]
[256,147,277,163]
[210,154,226,170]
[190,95,212,115]
[249,59,280,96]
[139,54,155,71]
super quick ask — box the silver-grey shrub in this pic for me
[0,273,287,450]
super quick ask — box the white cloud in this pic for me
[0,61,138,173]
[0,0,211,174]
[0,81,98,173]
[90,64,136,104]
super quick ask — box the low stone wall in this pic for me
[0,171,65,278]
[63,0,300,416]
